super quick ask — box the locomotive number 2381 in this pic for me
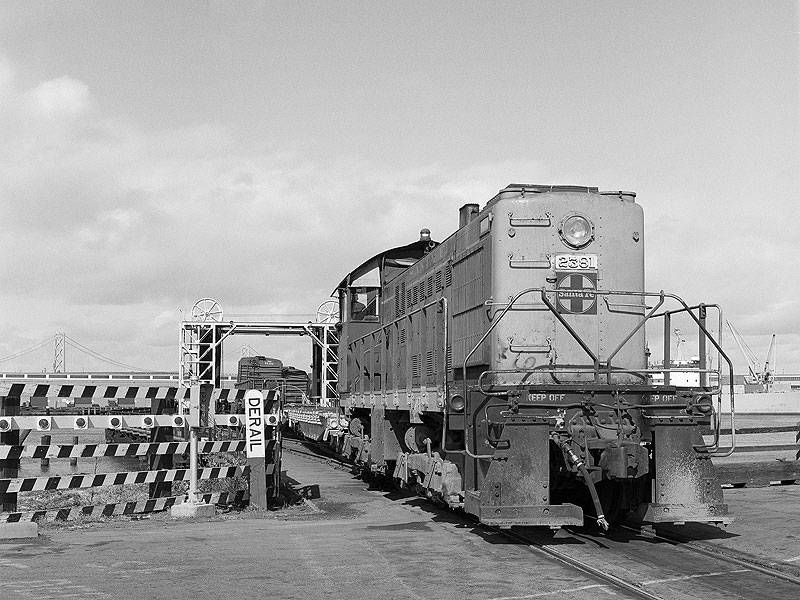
[554,254,598,270]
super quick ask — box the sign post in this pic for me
[170,386,216,518]
[245,390,266,458]
[245,390,269,509]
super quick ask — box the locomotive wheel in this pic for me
[349,417,365,436]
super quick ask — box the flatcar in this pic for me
[328,184,734,529]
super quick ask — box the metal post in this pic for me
[188,426,199,502]
[246,389,270,509]
[1,395,20,512]
[40,434,51,469]
[70,436,79,467]
[698,305,707,387]
[663,313,671,386]
[149,395,173,499]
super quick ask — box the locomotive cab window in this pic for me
[349,287,379,321]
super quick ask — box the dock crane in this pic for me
[726,321,776,389]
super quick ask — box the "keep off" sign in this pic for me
[244,390,266,458]
[556,271,597,314]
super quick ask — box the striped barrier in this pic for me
[0,413,246,431]
[1,389,282,524]
[0,440,246,460]
[0,382,248,404]
[0,465,252,494]
[0,491,249,523]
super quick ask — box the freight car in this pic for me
[326,184,735,529]
[234,356,310,404]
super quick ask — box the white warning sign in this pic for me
[244,390,266,458]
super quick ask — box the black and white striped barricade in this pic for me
[0,382,249,411]
[1,491,249,523]
[0,413,245,431]
[0,393,264,523]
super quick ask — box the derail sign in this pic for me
[245,390,266,458]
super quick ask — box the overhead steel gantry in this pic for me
[179,299,340,407]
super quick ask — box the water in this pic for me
[724,413,800,429]
[17,430,148,479]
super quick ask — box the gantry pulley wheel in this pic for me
[316,300,339,324]
[191,298,223,322]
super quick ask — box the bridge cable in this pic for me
[0,338,52,363]
[63,335,146,371]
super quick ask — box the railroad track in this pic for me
[484,520,800,600]
[618,524,800,586]
[525,524,800,599]
[490,525,663,599]
[282,438,657,599]
[281,437,357,472]
[282,438,800,599]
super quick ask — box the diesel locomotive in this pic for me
[328,184,735,529]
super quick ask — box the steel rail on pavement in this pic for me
[490,525,664,600]
[619,525,800,587]
[286,432,662,598]
[286,436,662,598]
[281,437,355,472]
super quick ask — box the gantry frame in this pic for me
[179,320,339,406]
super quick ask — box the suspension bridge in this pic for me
[0,333,148,374]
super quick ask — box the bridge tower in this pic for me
[52,332,65,373]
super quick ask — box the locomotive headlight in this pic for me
[559,214,594,248]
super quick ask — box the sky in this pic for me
[0,1,797,376]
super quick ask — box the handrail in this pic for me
[604,292,665,382]
[461,288,541,458]
[465,286,736,458]
[678,299,735,457]
[538,289,600,379]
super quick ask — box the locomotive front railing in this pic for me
[464,287,736,458]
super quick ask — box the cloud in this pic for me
[29,76,91,118]
[0,54,14,92]
[0,52,554,372]
[0,50,797,375]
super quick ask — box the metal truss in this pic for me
[179,319,339,406]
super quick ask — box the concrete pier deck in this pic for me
[1,447,634,600]
[1,444,798,599]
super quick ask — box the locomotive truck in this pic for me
[325,184,734,529]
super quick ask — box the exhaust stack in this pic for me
[459,203,479,228]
